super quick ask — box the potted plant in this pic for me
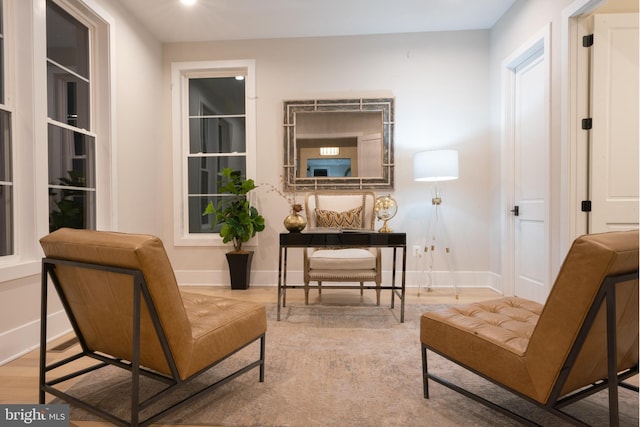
[203,168,265,289]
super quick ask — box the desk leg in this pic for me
[277,246,285,321]
[282,248,288,309]
[390,247,397,309]
[401,246,406,323]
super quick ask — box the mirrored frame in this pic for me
[283,98,394,191]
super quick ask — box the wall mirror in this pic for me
[283,98,394,191]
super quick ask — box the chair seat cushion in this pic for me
[422,297,542,355]
[179,292,267,379]
[421,297,545,401]
[309,248,376,270]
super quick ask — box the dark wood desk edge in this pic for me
[279,231,407,247]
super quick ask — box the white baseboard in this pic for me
[175,269,503,293]
[0,309,71,365]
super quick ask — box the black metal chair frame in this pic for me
[422,271,639,427]
[39,257,266,427]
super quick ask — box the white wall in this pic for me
[487,0,637,283]
[108,1,164,234]
[161,31,495,289]
[488,0,575,281]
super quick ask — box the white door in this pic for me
[502,27,551,304]
[589,13,639,232]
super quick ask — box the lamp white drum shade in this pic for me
[413,149,459,182]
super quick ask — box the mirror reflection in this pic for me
[296,111,382,178]
[283,98,394,191]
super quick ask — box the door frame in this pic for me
[560,0,607,255]
[500,24,551,297]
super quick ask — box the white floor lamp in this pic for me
[413,149,459,298]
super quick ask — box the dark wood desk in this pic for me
[277,230,407,322]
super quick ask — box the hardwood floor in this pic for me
[0,285,500,426]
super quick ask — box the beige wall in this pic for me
[162,31,494,287]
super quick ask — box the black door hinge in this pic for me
[581,200,592,212]
[583,34,594,47]
[582,118,592,130]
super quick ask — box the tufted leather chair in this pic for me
[421,230,639,425]
[39,228,267,426]
[303,191,382,305]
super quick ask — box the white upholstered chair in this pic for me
[303,191,382,305]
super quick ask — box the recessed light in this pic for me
[320,147,340,156]
[180,0,196,6]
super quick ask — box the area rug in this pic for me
[56,303,638,426]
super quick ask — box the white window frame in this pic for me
[171,59,257,246]
[0,0,114,282]
[0,0,16,265]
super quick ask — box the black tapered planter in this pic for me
[226,251,253,289]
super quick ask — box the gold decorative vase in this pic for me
[284,204,307,232]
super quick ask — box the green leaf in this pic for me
[201,168,266,250]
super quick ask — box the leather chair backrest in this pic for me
[526,230,638,403]
[40,228,193,376]
[305,191,376,229]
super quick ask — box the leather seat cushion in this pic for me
[309,248,376,270]
[179,292,267,379]
[422,297,542,356]
[421,297,543,401]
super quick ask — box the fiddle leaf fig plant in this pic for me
[202,168,265,253]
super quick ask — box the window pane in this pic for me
[189,117,246,154]
[183,72,249,237]
[0,108,11,255]
[0,184,12,256]
[0,34,4,104]
[188,78,245,116]
[0,0,9,256]
[189,195,224,234]
[0,110,10,181]
[46,1,89,78]
[187,156,246,195]
[47,62,90,129]
[48,125,95,188]
[48,187,95,232]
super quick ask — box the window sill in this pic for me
[173,233,260,248]
[0,260,41,283]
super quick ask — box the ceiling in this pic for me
[118,0,518,43]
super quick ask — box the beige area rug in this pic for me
[57,303,638,426]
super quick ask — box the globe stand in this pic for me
[378,219,393,233]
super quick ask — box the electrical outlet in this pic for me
[413,245,421,257]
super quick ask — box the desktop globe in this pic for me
[374,194,398,233]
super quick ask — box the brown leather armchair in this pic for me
[39,228,267,426]
[421,230,639,425]
[303,191,382,305]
